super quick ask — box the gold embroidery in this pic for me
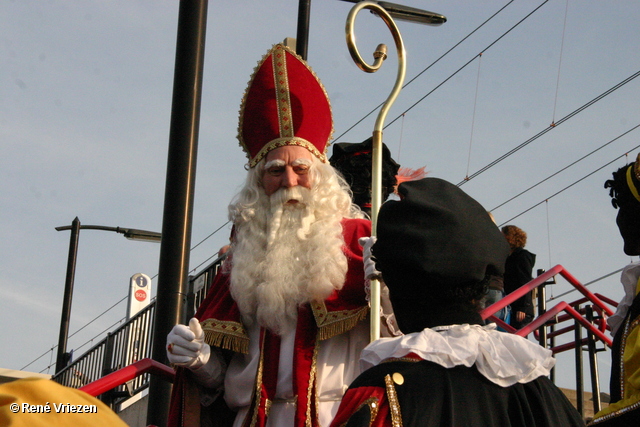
[593,309,640,423]
[591,399,640,424]
[249,137,326,168]
[365,397,381,427]
[237,43,334,168]
[201,318,249,354]
[385,374,403,427]
[626,165,640,203]
[305,334,320,427]
[245,333,266,427]
[620,315,640,398]
[312,301,369,341]
[272,45,293,139]
[380,356,420,364]
[264,398,272,418]
[340,397,380,427]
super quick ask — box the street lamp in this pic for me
[54,217,161,374]
[340,0,446,26]
[296,1,445,62]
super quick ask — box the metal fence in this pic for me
[53,257,614,417]
[52,254,226,409]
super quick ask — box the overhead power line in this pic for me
[24,221,232,372]
[490,123,640,212]
[548,267,625,302]
[386,1,551,131]
[458,69,640,187]
[497,143,640,226]
[333,0,519,142]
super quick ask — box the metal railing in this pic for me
[52,254,226,409]
[481,264,617,418]
[58,259,615,418]
[79,358,175,397]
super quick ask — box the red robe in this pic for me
[169,218,371,427]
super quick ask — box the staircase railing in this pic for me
[63,260,618,419]
[52,254,226,409]
[79,358,175,397]
[481,264,617,418]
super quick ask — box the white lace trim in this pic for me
[609,261,640,337]
[360,323,555,387]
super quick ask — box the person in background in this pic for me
[329,138,400,218]
[591,153,640,425]
[502,225,536,330]
[482,212,509,325]
[330,178,584,426]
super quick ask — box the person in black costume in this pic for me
[502,225,536,330]
[330,177,584,427]
[329,138,400,218]
[590,153,640,426]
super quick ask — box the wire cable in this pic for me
[386,1,551,132]
[25,221,232,372]
[465,53,483,179]
[21,347,56,371]
[490,123,640,212]
[333,0,517,142]
[458,69,640,187]
[551,0,570,125]
[38,317,126,374]
[548,267,625,302]
[497,143,640,226]
[190,220,231,252]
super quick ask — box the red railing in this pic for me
[77,265,617,413]
[79,358,174,397]
[480,264,615,350]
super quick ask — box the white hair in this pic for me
[226,156,364,334]
[228,156,363,224]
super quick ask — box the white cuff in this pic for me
[189,348,226,389]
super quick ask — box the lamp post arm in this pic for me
[55,225,161,242]
[345,1,406,342]
[54,219,161,374]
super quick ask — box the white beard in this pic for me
[229,186,348,335]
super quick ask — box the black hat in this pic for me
[373,178,509,284]
[329,137,400,210]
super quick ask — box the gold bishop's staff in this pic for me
[344,1,445,341]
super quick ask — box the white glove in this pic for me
[166,318,211,370]
[359,236,382,281]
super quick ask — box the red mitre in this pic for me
[238,44,334,168]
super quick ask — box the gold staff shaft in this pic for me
[346,1,406,342]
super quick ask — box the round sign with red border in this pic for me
[135,289,147,302]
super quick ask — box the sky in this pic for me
[2,0,640,395]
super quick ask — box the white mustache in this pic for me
[270,186,310,207]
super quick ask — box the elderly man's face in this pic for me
[262,146,314,196]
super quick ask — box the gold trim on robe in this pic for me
[311,301,369,341]
[201,318,249,354]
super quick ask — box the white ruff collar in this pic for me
[608,260,640,337]
[360,323,555,387]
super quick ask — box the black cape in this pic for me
[331,358,585,427]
